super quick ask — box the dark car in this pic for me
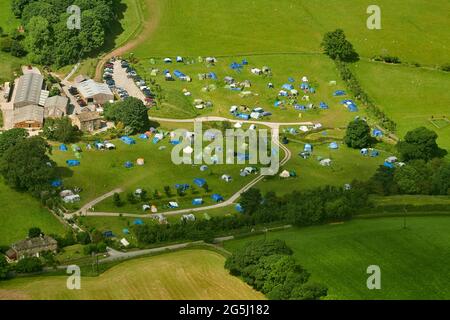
[68,87,78,95]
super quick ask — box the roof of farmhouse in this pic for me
[77,79,113,98]
[13,73,44,105]
[11,235,57,252]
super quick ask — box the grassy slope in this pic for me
[135,0,450,66]
[0,181,66,246]
[224,216,450,299]
[0,249,265,300]
[351,61,450,151]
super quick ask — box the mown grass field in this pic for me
[351,61,450,152]
[51,130,272,212]
[134,0,450,66]
[0,249,265,300]
[136,54,362,126]
[224,216,450,300]
[0,180,67,246]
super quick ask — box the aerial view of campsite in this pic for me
[0,0,449,305]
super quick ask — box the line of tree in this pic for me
[225,240,327,300]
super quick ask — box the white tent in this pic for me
[234,122,243,129]
[279,170,290,178]
[221,174,232,182]
[183,146,193,154]
[320,159,332,166]
[120,238,130,247]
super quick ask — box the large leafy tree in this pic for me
[344,119,372,149]
[431,162,450,195]
[0,136,55,194]
[397,127,447,161]
[0,255,9,280]
[393,160,433,194]
[239,188,262,215]
[104,97,150,134]
[24,16,53,64]
[321,29,359,62]
[42,117,82,143]
[0,128,28,156]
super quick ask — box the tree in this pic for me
[42,117,82,143]
[394,160,432,194]
[78,10,105,54]
[163,186,171,197]
[321,29,359,62]
[0,255,9,280]
[0,37,13,52]
[290,282,328,300]
[432,162,450,195]
[240,188,262,215]
[12,0,34,17]
[113,192,123,207]
[0,136,55,194]
[0,128,28,156]
[15,257,43,273]
[104,97,150,134]
[10,40,26,57]
[344,119,372,149]
[369,166,398,195]
[76,231,91,245]
[28,227,42,238]
[24,16,53,64]
[397,127,447,161]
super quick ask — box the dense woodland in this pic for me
[2,0,121,66]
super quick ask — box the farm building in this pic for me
[72,111,102,132]
[5,235,58,261]
[13,104,44,128]
[76,79,114,104]
[44,95,69,118]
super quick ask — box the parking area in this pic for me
[111,60,148,104]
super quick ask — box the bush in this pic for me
[440,64,450,72]
[15,257,43,273]
[372,55,401,64]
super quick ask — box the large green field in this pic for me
[0,180,66,246]
[0,249,265,300]
[224,216,450,299]
[351,61,450,151]
[134,0,450,66]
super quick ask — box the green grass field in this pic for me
[134,0,450,66]
[224,216,450,299]
[0,180,67,246]
[0,249,265,300]
[351,61,450,151]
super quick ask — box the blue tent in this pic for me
[304,144,313,152]
[103,231,114,238]
[294,104,306,110]
[152,137,161,144]
[122,228,130,234]
[51,179,62,187]
[288,77,295,83]
[370,150,380,157]
[174,70,186,78]
[235,203,243,213]
[242,59,248,65]
[230,62,242,70]
[139,134,148,139]
[309,87,316,93]
[237,153,250,161]
[373,129,383,137]
[121,136,135,145]
[175,183,190,191]
[319,102,329,109]
[333,90,346,96]
[384,161,395,169]
[133,219,144,225]
[124,161,133,168]
[274,101,283,107]
[208,72,218,80]
[211,194,224,202]
[66,160,80,166]
[300,82,309,90]
[238,113,250,120]
[329,142,339,149]
[192,198,203,205]
[282,83,294,91]
[59,144,68,151]
[193,178,206,187]
[170,139,180,145]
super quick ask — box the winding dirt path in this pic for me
[94,0,161,81]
